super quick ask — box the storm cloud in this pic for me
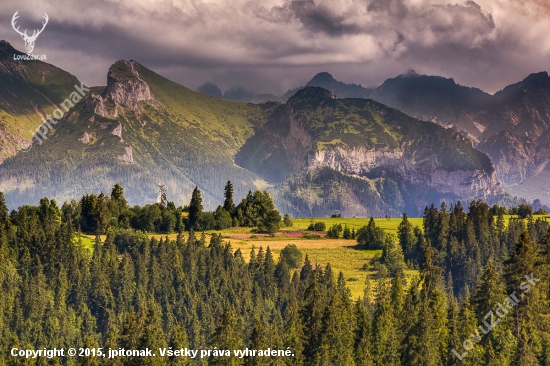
[0,0,548,94]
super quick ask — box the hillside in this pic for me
[0,40,82,162]
[0,59,272,208]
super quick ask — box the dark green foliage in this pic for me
[0,192,9,226]
[188,186,203,229]
[283,212,293,227]
[235,190,281,234]
[326,223,343,239]
[223,180,235,215]
[398,213,418,266]
[343,225,351,239]
[381,234,406,275]
[356,217,386,249]
[280,244,303,268]
[213,205,232,230]
[510,203,533,218]
[307,222,326,231]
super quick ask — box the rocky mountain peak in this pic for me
[102,60,153,111]
[307,72,337,85]
[494,71,550,99]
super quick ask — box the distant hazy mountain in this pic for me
[287,70,550,203]
[282,72,374,100]
[197,82,222,98]
[196,83,280,104]
[475,72,550,142]
[369,70,492,139]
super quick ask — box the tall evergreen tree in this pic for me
[472,258,516,365]
[188,187,203,229]
[223,181,235,215]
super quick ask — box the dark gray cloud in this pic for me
[289,0,362,36]
[0,0,548,95]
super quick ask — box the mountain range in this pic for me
[273,69,550,204]
[0,39,547,215]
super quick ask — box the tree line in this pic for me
[59,182,284,235]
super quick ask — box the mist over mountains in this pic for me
[1,39,548,214]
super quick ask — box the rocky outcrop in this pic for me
[90,93,118,118]
[309,147,403,174]
[310,146,502,199]
[78,132,91,144]
[118,146,134,164]
[112,123,123,141]
[102,60,153,112]
[477,131,550,185]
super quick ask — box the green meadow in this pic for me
[81,214,548,299]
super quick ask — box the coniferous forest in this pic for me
[0,184,549,365]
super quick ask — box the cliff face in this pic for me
[309,147,403,174]
[477,131,550,185]
[309,146,502,198]
[477,72,550,142]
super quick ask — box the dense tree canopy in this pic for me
[0,192,549,365]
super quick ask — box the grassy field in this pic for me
[81,215,548,299]
[292,217,424,235]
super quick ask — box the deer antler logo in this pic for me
[11,11,49,54]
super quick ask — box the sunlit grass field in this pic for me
[291,217,424,235]
[81,215,548,299]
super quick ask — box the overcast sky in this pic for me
[1,0,549,95]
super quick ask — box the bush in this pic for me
[280,244,303,268]
[303,233,322,239]
[326,223,343,238]
[356,217,385,249]
[307,221,326,231]
[283,212,293,227]
[343,225,351,239]
[510,203,533,219]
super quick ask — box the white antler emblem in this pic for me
[11,11,49,54]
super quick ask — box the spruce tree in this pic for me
[223,181,235,215]
[354,301,374,366]
[0,192,9,227]
[209,303,244,365]
[188,187,203,229]
[472,258,516,365]
[397,213,416,265]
